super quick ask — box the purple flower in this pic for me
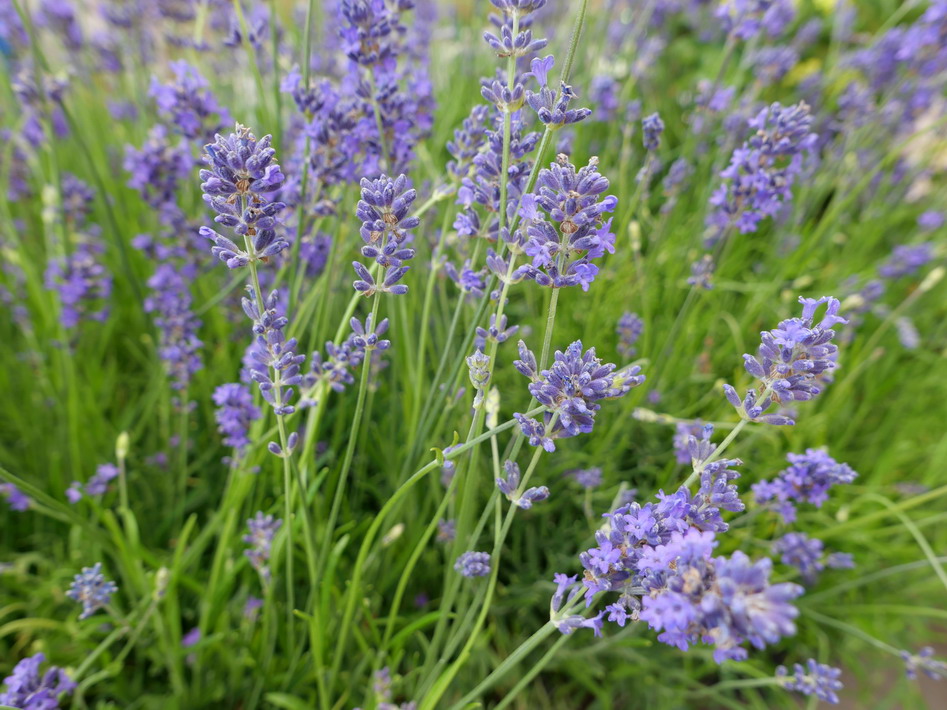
[244,596,264,621]
[706,102,817,244]
[181,627,202,648]
[144,263,204,391]
[213,383,262,452]
[616,312,644,359]
[1,483,30,512]
[447,105,491,181]
[353,174,418,295]
[753,448,857,522]
[589,76,620,123]
[525,56,591,128]
[772,532,825,583]
[38,0,83,50]
[244,512,282,583]
[66,482,82,504]
[0,653,75,710]
[672,420,705,464]
[299,231,332,278]
[688,254,715,289]
[85,463,119,497]
[514,156,618,291]
[776,659,843,704]
[724,296,847,423]
[514,340,644,451]
[918,211,944,231]
[642,113,665,151]
[484,17,547,58]
[750,45,800,86]
[878,243,934,279]
[436,519,456,544]
[124,125,191,225]
[45,241,112,330]
[568,467,603,490]
[496,460,549,509]
[67,562,118,619]
[200,124,288,269]
[454,551,491,578]
[242,289,305,424]
[474,314,518,351]
[901,647,947,681]
[716,0,795,41]
[150,61,230,141]
[350,314,391,353]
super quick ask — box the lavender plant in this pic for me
[2,1,947,709]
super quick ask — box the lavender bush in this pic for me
[2,1,947,708]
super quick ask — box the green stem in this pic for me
[328,458,441,694]
[319,291,382,568]
[445,623,557,710]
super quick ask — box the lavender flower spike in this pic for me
[455,551,491,578]
[724,296,846,424]
[200,124,288,269]
[352,174,419,296]
[66,562,118,619]
[514,340,644,452]
[0,653,75,710]
[776,659,843,704]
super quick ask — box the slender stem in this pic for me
[683,383,774,489]
[320,291,382,567]
[537,288,560,370]
[444,624,558,710]
[328,458,441,693]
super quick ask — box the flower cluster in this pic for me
[716,0,795,41]
[568,467,603,490]
[200,125,289,268]
[772,532,854,584]
[454,551,491,578]
[901,647,947,681]
[682,426,745,533]
[776,659,843,704]
[303,336,366,402]
[484,2,547,59]
[706,101,817,244]
[723,296,847,424]
[212,383,262,453]
[505,156,617,292]
[495,460,550,509]
[642,113,665,151]
[1,483,30,512]
[333,0,433,174]
[616,312,643,359]
[144,264,204,391]
[672,420,705,464]
[753,449,858,522]
[474,314,518,351]
[67,562,118,619]
[66,462,120,504]
[513,340,643,452]
[44,242,112,330]
[638,535,802,662]
[524,56,591,128]
[244,512,281,583]
[458,110,539,233]
[242,288,305,426]
[150,61,230,142]
[0,653,75,710]
[124,124,191,223]
[352,174,419,296]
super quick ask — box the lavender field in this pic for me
[1,0,946,708]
